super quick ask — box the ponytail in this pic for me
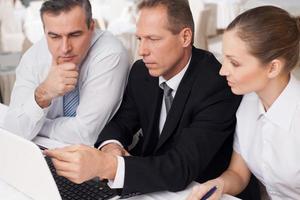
[296,17,300,38]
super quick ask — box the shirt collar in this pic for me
[257,98,265,120]
[159,56,191,92]
[77,29,103,68]
[258,75,300,131]
[90,29,103,48]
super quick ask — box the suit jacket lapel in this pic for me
[142,76,163,155]
[155,53,199,151]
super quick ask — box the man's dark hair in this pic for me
[138,0,194,37]
[40,0,92,28]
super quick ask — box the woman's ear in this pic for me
[267,59,284,78]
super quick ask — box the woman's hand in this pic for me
[186,178,224,200]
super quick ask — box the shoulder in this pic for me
[191,48,221,70]
[289,76,300,126]
[127,59,149,81]
[22,37,49,60]
[84,30,130,72]
[18,37,51,69]
[190,48,221,80]
[88,30,128,58]
[189,48,227,92]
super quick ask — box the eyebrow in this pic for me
[135,34,161,39]
[47,30,83,37]
[225,55,236,59]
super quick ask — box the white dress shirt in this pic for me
[234,75,300,199]
[106,57,191,188]
[4,29,130,146]
[158,60,190,133]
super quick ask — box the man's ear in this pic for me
[89,19,95,31]
[180,28,193,47]
[267,59,284,78]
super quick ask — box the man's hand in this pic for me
[35,58,79,108]
[101,143,130,157]
[44,145,118,184]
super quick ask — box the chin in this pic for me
[148,69,162,77]
[230,88,245,95]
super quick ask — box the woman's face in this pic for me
[220,30,271,95]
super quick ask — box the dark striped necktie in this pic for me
[162,82,173,114]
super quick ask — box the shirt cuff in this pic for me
[23,90,48,121]
[107,156,125,189]
[98,140,124,150]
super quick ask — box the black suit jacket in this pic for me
[95,48,258,197]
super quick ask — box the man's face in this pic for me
[42,6,94,65]
[136,6,190,80]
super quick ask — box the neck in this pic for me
[257,74,290,111]
[163,46,192,80]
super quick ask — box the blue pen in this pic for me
[200,186,217,200]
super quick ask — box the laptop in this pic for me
[0,128,119,200]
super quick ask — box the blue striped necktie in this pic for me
[63,85,79,117]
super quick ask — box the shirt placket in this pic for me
[260,115,278,197]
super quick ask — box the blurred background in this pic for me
[0,0,299,105]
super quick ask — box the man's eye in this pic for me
[71,33,82,37]
[49,35,60,39]
[150,38,160,41]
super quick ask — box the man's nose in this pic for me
[61,38,72,54]
[138,40,150,57]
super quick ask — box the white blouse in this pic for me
[234,75,300,200]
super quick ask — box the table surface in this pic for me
[0,178,240,200]
[0,105,240,200]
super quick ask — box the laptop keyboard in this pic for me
[45,156,118,200]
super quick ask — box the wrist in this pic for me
[216,177,225,194]
[101,143,121,151]
[98,152,118,180]
[34,84,52,108]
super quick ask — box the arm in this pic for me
[39,52,129,145]
[119,87,241,194]
[5,48,81,140]
[45,88,240,194]
[4,50,50,139]
[186,151,251,200]
[94,59,242,193]
[44,63,144,185]
[221,151,251,195]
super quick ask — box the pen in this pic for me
[200,186,217,200]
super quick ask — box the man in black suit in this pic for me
[46,0,259,198]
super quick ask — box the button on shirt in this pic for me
[234,75,300,199]
[4,29,130,145]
